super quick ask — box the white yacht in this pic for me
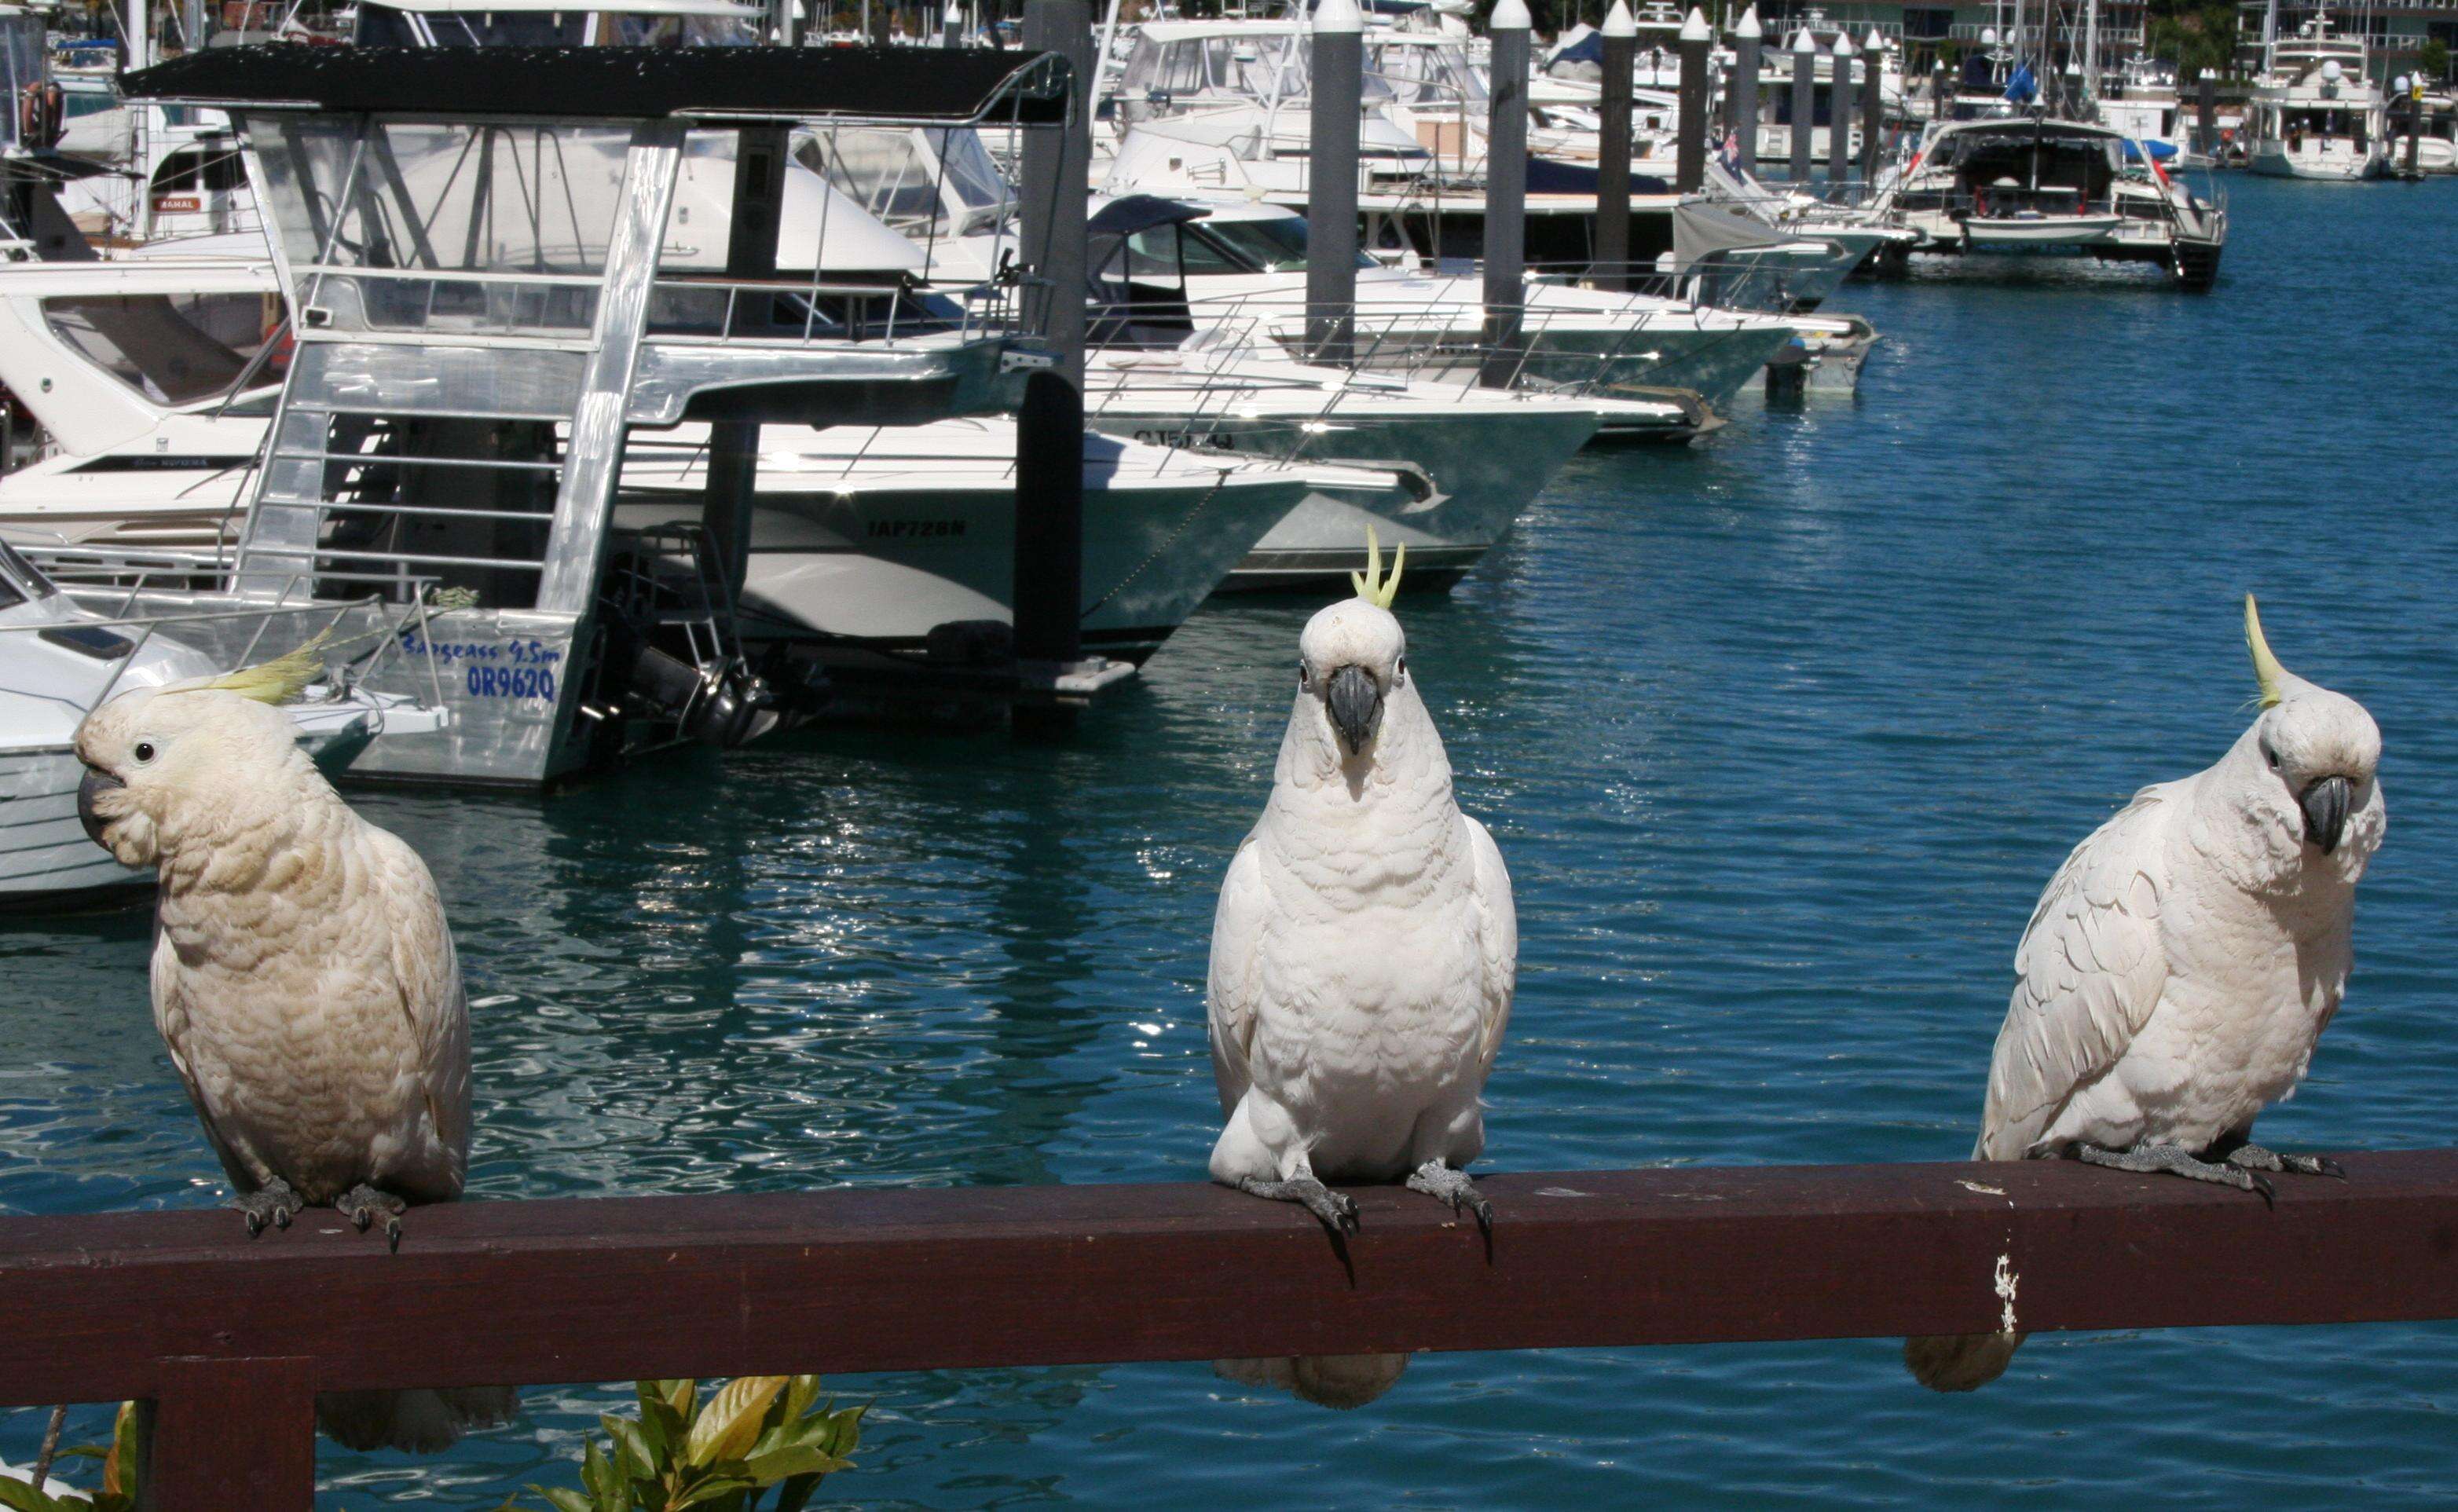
[1874,115,2225,287]
[0,538,446,906]
[2094,56,2214,169]
[2248,12,2386,180]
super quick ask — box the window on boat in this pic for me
[1157,40,1204,94]
[353,2,587,46]
[792,128,944,235]
[247,117,633,337]
[926,129,1015,226]
[1189,215,1376,274]
[602,12,762,46]
[148,141,247,195]
[40,291,282,408]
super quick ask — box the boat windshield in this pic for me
[1188,216,1375,273]
[601,12,762,45]
[0,539,53,606]
[40,291,282,408]
[354,3,588,46]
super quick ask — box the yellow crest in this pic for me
[2244,594,2288,709]
[1348,525,1405,610]
[196,628,333,706]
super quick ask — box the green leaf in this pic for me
[0,1476,69,1512]
[742,1447,849,1485]
[104,1402,142,1504]
[529,1485,595,1512]
[683,1378,786,1469]
[824,1404,868,1459]
[601,1415,658,1484]
[661,1379,699,1429]
[668,1476,754,1510]
[780,1375,822,1426]
[639,1397,685,1468]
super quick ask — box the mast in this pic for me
[2082,0,2097,108]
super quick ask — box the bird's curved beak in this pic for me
[2300,774,2353,855]
[1327,664,1383,755]
[76,767,124,849]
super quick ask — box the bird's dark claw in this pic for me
[229,1179,303,1239]
[336,1184,410,1251]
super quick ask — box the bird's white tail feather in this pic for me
[1903,1331,2024,1393]
[1213,1353,1408,1410]
[315,1386,518,1453]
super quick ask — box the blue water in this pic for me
[8,174,2458,1507]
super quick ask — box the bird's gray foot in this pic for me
[2074,1140,2274,1206]
[2224,1143,2347,1180]
[1407,1160,1493,1234]
[1238,1175,1360,1235]
[336,1184,408,1252]
[230,1177,303,1238]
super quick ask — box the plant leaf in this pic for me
[601,1415,658,1484]
[668,1474,754,1510]
[639,1397,685,1467]
[0,1476,68,1512]
[742,1446,850,1485]
[770,1474,825,1512]
[661,1379,699,1428]
[529,1485,595,1512]
[824,1404,868,1459]
[104,1402,141,1503]
[780,1375,822,1426]
[682,1378,786,1469]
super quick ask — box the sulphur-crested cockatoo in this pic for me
[1907,596,2385,1393]
[75,639,514,1451]
[1208,531,1515,1232]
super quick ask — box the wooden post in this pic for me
[1480,0,1531,389]
[1829,32,1855,186]
[1596,0,1637,290]
[137,1357,317,1512]
[1676,5,1710,192]
[1730,5,1761,175]
[1860,27,1885,181]
[1305,0,1364,362]
[2196,67,2218,157]
[1789,26,1815,180]
[1014,0,1090,726]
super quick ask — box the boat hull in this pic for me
[1086,404,1598,593]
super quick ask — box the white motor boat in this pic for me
[610,419,1387,664]
[2248,12,2387,180]
[1874,115,2225,287]
[0,539,447,906]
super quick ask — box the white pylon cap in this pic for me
[1833,29,1854,54]
[1792,25,1815,51]
[1980,25,1997,44]
[1491,0,1531,29]
[1680,5,1710,41]
[1603,0,1637,38]
[1735,5,1760,38]
[1313,0,1361,33]
[1863,26,1881,48]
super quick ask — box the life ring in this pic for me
[17,82,61,150]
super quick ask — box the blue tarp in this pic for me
[1554,31,1605,65]
[2004,61,2037,103]
[2121,137,2180,161]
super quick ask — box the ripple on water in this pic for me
[5,176,2458,1507]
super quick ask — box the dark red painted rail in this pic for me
[8,1153,2458,1509]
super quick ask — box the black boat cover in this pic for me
[118,44,1070,125]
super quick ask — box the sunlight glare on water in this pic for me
[5,174,2456,1507]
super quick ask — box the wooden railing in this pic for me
[7,1151,2458,1509]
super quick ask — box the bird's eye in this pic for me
[1395,656,1407,683]
[1297,662,1310,690]
[2262,742,2280,771]
[133,741,156,764]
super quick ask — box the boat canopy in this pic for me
[119,43,1072,124]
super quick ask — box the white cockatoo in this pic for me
[74,639,514,1451]
[1907,596,2385,1393]
[1207,532,1516,1233]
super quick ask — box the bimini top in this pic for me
[118,44,1071,124]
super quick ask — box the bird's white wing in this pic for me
[1977,786,2173,1160]
[1464,814,1516,1078]
[364,822,472,1196]
[1207,833,1271,1118]
[150,933,261,1192]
